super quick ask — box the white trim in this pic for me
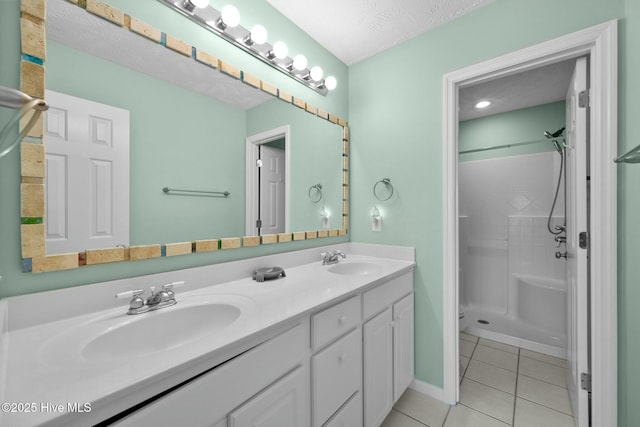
[409,379,446,403]
[442,20,617,426]
[245,125,291,236]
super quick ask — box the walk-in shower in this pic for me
[459,123,568,358]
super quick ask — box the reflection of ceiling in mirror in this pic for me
[46,0,273,110]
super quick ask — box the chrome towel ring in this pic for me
[309,183,323,203]
[373,178,393,201]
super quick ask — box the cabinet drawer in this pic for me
[312,328,362,427]
[311,295,360,351]
[363,272,413,320]
[324,392,362,427]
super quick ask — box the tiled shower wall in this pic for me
[459,152,565,313]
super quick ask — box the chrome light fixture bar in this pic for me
[157,0,337,95]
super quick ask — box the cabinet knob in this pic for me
[338,354,346,363]
[390,321,396,328]
[338,316,347,325]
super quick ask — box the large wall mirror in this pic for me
[18,0,349,273]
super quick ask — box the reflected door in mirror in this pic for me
[44,90,130,254]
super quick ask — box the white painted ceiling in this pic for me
[267,0,576,119]
[458,59,576,121]
[47,0,272,110]
[266,0,496,66]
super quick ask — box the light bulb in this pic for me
[325,75,337,90]
[475,100,491,109]
[221,5,240,28]
[272,41,288,59]
[190,0,209,8]
[292,54,308,71]
[310,66,323,81]
[250,24,268,45]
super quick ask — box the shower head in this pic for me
[544,127,566,139]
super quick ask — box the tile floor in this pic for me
[381,332,574,427]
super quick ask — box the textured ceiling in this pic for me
[47,0,272,110]
[266,0,496,65]
[458,60,576,121]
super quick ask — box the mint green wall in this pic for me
[0,0,348,299]
[247,99,343,231]
[349,0,638,424]
[48,41,247,244]
[459,101,565,162]
[618,0,640,425]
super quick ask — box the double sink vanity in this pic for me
[1,243,415,427]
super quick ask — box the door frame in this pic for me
[245,125,290,236]
[442,20,617,426]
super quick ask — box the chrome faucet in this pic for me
[321,249,346,265]
[116,281,184,315]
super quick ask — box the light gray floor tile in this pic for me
[394,388,450,427]
[514,397,574,427]
[519,356,567,388]
[472,345,518,372]
[459,379,514,424]
[478,338,519,354]
[381,409,427,427]
[460,332,479,343]
[460,339,476,358]
[517,374,573,415]
[465,359,517,394]
[520,349,567,368]
[444,404,510,427]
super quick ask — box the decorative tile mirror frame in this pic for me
[18,0,349,273]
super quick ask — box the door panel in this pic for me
[259,145,285,234]
[565,56,589,426]
[44,90,130,253]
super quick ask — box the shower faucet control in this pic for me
[554,235,566,247]
[555,251,568,260]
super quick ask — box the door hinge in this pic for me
[256,219,262,228]
[578,90,590,108]
[581,372,592,392]
[579,231,589,249]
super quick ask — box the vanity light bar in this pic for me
[158,0,335,95]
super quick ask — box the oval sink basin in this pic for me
[39,294,254,366]
[82,303,241,361]
[328,261,383,276]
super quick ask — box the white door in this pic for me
[44,90,130,254]
[259,145,285,235]
[565,56,589,426]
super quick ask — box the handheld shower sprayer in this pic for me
[0,86,48,159]
[544,127,566,154]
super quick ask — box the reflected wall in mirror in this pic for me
[18,0,348,272]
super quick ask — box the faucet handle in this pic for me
[162,281,185,290]
[115,289,144,300]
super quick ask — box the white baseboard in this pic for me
[409,379,454,405]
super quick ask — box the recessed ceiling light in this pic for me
[475,100,491,109]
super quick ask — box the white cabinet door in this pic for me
[312,328,362,427]
[393,293,414,401]
[363,308,393,427]
[228,366,307,427]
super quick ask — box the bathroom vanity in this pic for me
[1,243,415,427]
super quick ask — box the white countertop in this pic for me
[1,243,414,426]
